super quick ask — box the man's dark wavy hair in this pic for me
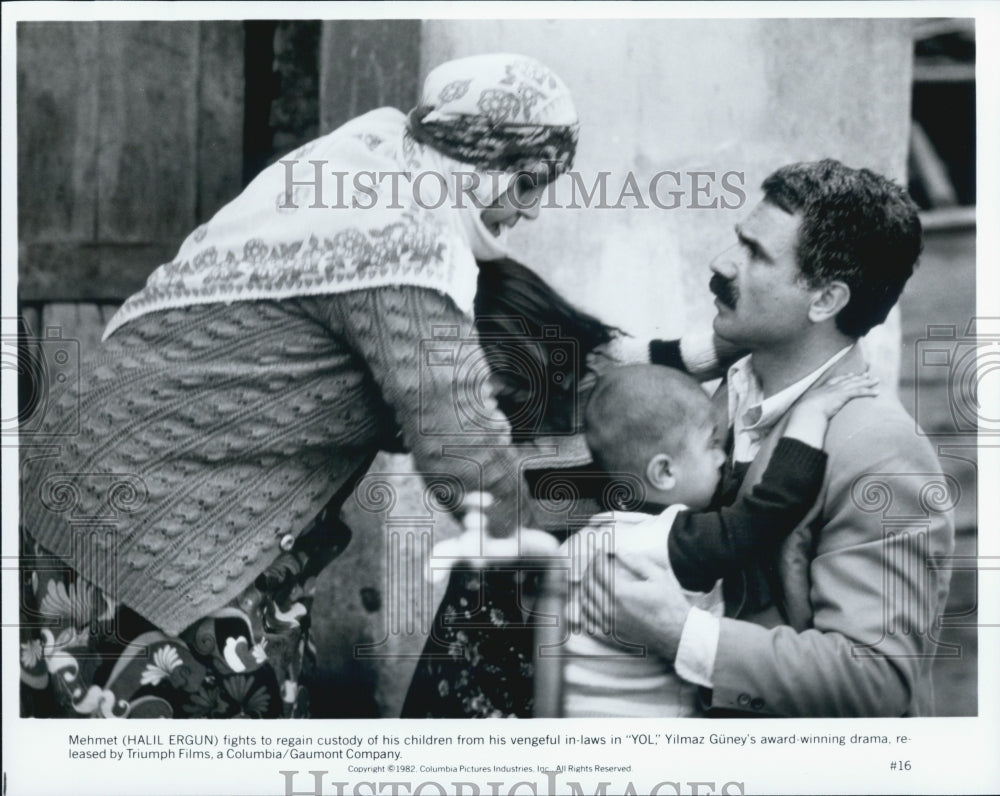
[762,159,923,339]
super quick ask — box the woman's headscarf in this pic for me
[408,53,578,177]
[104,53,579,339]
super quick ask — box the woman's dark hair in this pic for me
[475,258,617,436]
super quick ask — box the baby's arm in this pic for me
[669,373,879,592]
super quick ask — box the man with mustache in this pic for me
[590,159,955,717]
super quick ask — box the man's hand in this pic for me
[582,549,692,662]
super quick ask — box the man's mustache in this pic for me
[710,273,738,309]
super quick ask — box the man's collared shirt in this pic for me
[674,344,856,690]
[728,345,853,464]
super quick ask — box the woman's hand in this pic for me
[709,332,749,367]
[581,549,692,662]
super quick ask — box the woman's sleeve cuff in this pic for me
[678,330,722,376]
[649,338,685,369]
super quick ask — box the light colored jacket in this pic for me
[709,345,955,717]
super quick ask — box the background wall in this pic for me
[421,19,913,383]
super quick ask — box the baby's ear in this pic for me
[646,453,676,491]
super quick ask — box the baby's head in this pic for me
[585,364,726,511]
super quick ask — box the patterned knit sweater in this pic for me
[22,286,527,635]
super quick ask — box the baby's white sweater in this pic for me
[560,507,723,718]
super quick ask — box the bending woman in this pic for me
[19,53,584,719]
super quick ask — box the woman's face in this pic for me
[480,176,547,237]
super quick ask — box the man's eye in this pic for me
[735,230,764,261]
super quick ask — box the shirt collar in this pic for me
[727,344,855,435]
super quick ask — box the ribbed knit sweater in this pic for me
[22,286,524,635]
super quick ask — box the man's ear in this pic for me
[808,280,850,324]
[646,453,676,492]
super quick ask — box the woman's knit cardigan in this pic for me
[22,286,527,636]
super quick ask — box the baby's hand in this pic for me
[784,373,879,448]
[797,372,880,418]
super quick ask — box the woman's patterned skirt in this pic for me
[19,509,351,719]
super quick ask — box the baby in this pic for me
[561,363,877,717]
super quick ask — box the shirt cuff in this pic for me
[674,606,720,688]
[678,330,721,376]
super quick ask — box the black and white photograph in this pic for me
[2,3,998,795]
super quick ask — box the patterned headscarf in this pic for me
[408,53,579,180]
[104,54,579,339]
